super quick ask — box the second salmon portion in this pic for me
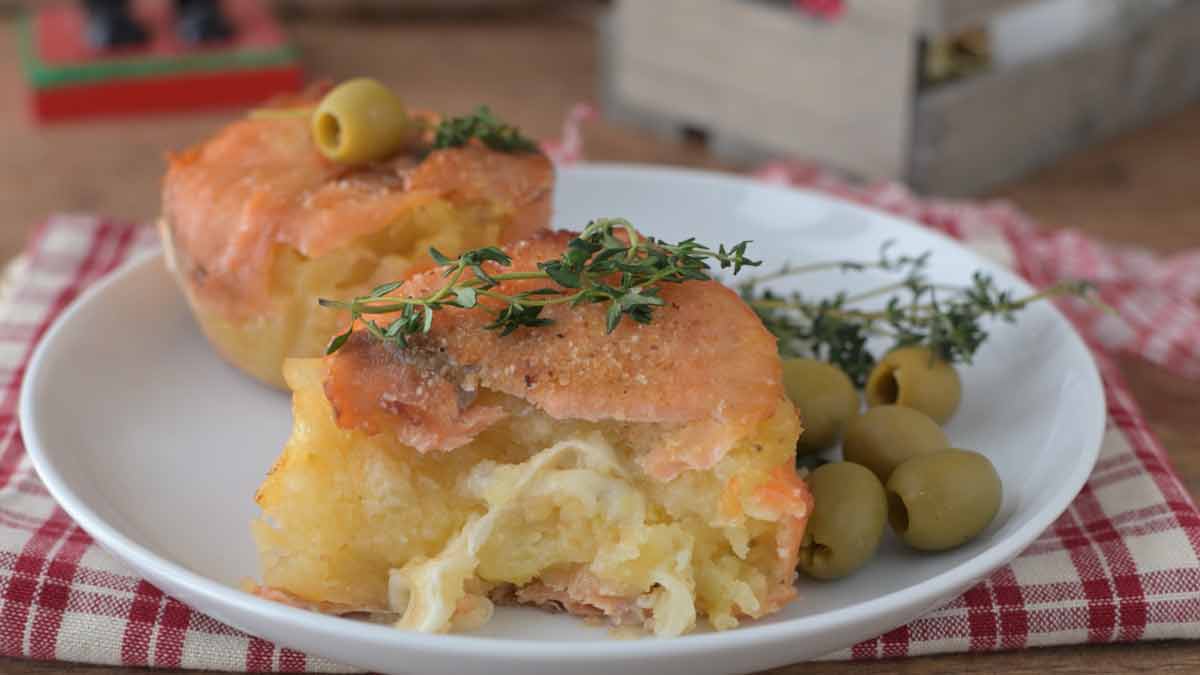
[160,85,555,389]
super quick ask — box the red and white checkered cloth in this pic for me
[749,162,1200,658]
[1,170,1199,669]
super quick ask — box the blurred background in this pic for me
[1,0,1198,264]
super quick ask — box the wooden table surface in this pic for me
[1,5,1199,674]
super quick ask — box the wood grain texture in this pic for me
[912,0,1200,196]
[0,5,1198,674]
[607,0,917,177]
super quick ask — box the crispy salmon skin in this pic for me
[324,230,789,480]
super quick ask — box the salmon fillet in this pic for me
[325,230,786,480]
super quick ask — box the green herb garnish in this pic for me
[431,105,540,153]
[320,218,760,354]
[739,241,1098,385]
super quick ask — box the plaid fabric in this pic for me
[2,174,1198,669]
[748,162,1200,657]
[0,217,349,673]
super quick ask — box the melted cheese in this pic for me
[253,358,810,637]
[386,435,697,636]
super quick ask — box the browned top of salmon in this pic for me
[161,100,553,315]
[324,231,786,463]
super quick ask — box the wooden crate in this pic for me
[918,0,1032,34]
[601,0,921,180]
[601,0,1200,195]
[913,0,1200,194]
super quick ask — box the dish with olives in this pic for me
[148,73,1100,636]
[23,162,1109,669]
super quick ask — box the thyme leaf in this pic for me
[321,217,760,354]
[739,241,1101,385]
[431,106,539,153]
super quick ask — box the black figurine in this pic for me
[83,0,148,49]
[175,0,235,45]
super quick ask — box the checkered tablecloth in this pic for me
[749,161,1200,658]
[1,156,1198,669]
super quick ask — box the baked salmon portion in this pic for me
[251,230,812,637]
[159,89,554,389]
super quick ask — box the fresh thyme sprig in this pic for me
[740,242,1098,385]
[319,218,760,354]
[431,106,540,153]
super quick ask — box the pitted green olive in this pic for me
[798,462,888,580]
[781,358,860,455]
[886,448,1002,551]
[865,346,962,424]
[312,78,410,165]
[842,405,949,482]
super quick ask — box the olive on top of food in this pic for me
[865,346,962,425]
[311,78,411,165]
[886,448,1002,552]
[781,358,861,455]
[842,404,949,483]
[798,462,888,580]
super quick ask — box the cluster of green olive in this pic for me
[783,347,1003,580]
[310,78,412,165]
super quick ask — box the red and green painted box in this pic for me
[19,0,303,122]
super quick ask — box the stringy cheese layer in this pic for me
[252,358,806,636]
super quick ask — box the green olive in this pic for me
[311,78,410,165]
[842,405,949,482]
[886,449,1002,552]
[865,346,962,424]
[781,358,860,455]
[798,462,887,580]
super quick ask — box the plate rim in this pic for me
[19,162,1106,662]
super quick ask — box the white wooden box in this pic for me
[601,0,1200,195]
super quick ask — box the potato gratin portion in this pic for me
[160,90,552,389]
[252,232,811,637]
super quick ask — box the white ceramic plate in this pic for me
[21,165,1105,675]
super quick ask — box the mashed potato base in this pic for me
[252,358,807,635]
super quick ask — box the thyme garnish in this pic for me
[321,226,1096,376]
[431,106,540,153]
[319,218,760,354]
[739,241,1098,385]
